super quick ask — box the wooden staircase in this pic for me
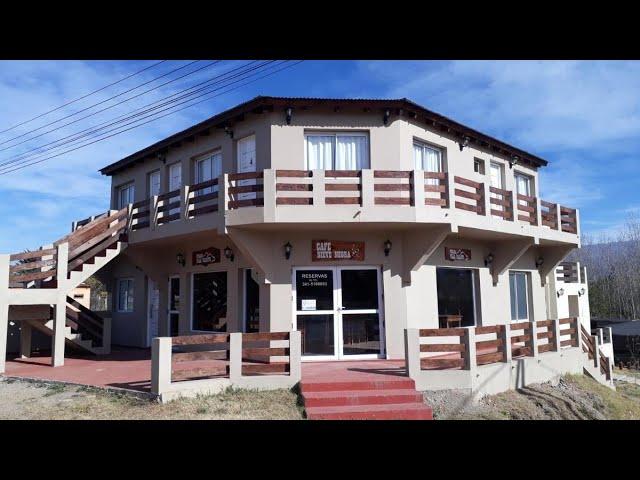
[4,208,128,356]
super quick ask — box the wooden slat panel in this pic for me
[228,199,264,209]
[325,184,361,191]
[454,176,482,189]
[132,198,151,208]
[324,170,360,178]
[374,170,411,178]
[172,334,230,345]
[540,200,556,209]
[511,334,532,343]
[517,193,536,202]
[242,347,290,356]
[374,184,411,192]
[242,363,290,375]
[560,339,575,347]
[489,186,510,196]
[276,197,313,205]
[424,171,446,180]
[191,191,219,204]
[242,332,290,341]
[425,198,447,206]
[455,188,482,201]
[560,328,577,335]
[10,270,57,283]
[276,183,313,191]
[10,258,56,273]
[420,328,465,337]
[490,197,511,207]
[276,170,312,178]
[455,201,481,213]
[511,321,531,330]
[229,184,263,194]
[132,210,150,220]
[538,343,555,354]
[537,320,555,327]
[476,338,504,349]
[157,201,180,214]
[10,248,57,261]
[476,352,504,365]
[229,171,264,181]
[172,350,229,362]
[424,185,446,192]
[475,325,503,335]
[157,213,180,224]
[420,358,465,369]
[542,220,557,228]
[68,219,127,259]
[172,366,228,381]
[190,178,219,191]
[560,206,576,214]
[190,204,219,217]
[490,209,510,219]
[420,343,465,352]
[537,331,554,340]
[511,346,532,357]
[559,317,576,324]
[325,197,360,205]
[374,197,411,205]
[131,221,150,230]
[157,189,180,202]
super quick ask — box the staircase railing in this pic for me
[580,323,595,361]
[66,296,106,347]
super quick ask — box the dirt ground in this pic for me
[0,378,304,420]
[423,374,640,420]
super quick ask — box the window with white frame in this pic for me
[116,278,134,313]
[474,158,485,175]
[117,182,135,209]
[514,172,532,207]
[304,132,369,170]
[148,170,160,198]
[413,140,443,185]
[194,151,222,195]
[509,271,530,321]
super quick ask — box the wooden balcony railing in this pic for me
[489,186,513,220]
[540,200,558,229]
[228,171,264,209]
[374,170,412,205]
[424,172,448,207]
[156,189,181,225]
[556,261,580,283]
[516,193,538,225]
[276,170,313,205]
[453,176,485,215]
[560,206,578,234]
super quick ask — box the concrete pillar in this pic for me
[554,203,561,230]
[181,185,191,221]
[552,318,562,352]
[220,173,229,217]
[226,266,239,332]
[534,197,542,226]
[20,322,32,359]
[229,332,242,382]
[52,301,66,367]
[289,330,301,382]
[412,169,425,209]
[262,169,276,222]
[150,195,158,230]
[501,323,512,363]
[529,320,539,358]
[0,254,8,374]
[404,328,421,380]
[592,334,600,369]
[481,181,490,216]
[361,169,375,207]
[151,337,172,395]
[445,171,455,209]
[464,327,477,372]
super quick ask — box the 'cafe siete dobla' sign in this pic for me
[192,247,221,266]
[312,240,365,261]
[444,247,472,261]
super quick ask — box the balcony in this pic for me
[89,169,579,245]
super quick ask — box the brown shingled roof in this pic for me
[99,96,548,175]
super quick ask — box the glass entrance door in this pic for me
[293,267,384,360]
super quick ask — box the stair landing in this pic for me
[300,360,432,420]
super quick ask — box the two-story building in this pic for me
[85,96,582,362]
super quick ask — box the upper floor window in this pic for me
[195,151,222,195]
[514,172,533,207]
[414,141,443,185]
[117,182,135,209]
[168,163,182,192]
[304,132,369,170]
[474,158,485,175]
[148,170,160,198]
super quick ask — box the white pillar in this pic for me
[404,328,421,379]
[229,332,243,382]
[151,337,172,395]
[181,185,191,221]
[529,320,539,358]
[501,324,512,363]
[289,330,301,382]
[361,169,375,207]
[150,195,159,230]
[464,327,477,372]
[262,169,276,222]
[592,334,600,369]
[0,254,8,373]
[52,243,69,367]
[412,169,425,210]
[481,181,490,216]
[552,318,562,352]
[20,322,32,359]
[311,169,325,207]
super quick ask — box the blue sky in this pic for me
[0,60,638,253]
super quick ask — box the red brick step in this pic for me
[305,402,433,420]
[303,389,423,408]
[301,378,416,393]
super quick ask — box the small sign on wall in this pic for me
[312,240,365,261]
[192,247,221,266]
[445,247,472,261]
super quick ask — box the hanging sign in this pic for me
[445,247,472,261]
[192,247,221,266]
[312,240,365,261]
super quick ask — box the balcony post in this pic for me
[412,169,425,210]
[481,181,490,216]
[181,184,191,221]
[554,203,561,230]
[575,208,581,239]
[552,318,562,352]
[529,320,539,357]
[534,197,542,227]
[0,254,9,374]
[361,169,374,207]
[262,169,276,222]
[311,169,325,207]
[150,195,158,230]
[592,334,600,369]
[501,323,512,363]
[463,327,477,372]
[220,173,229,214]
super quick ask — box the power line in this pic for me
[0,61,303,175]
[0,60,208,149]
[0,60,167,136]
[0,61,273,169]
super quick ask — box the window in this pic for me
[117,183,135,209]
[490,162,505,216]
[414,140,443,185]
[436,268,477,327]
[474,158,485,175]
[116,278,134,313]
[514,172,532,207]
[192,271,227,332]
[148,170,160,198]
[195,151,222,195]
[304,132,369,170]
[509,271,530,321]
[168,163,182,191]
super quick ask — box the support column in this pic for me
[501,324,512,363]
[52,243,69,367]
[404,328,421,380]
[151,337,172,396]
[312,169,325,207]
[20,322,32,359]
[229,332,242,382]
[592,334,600,369]
[0,253,9,374]
[463,327,477,372]
[289,330,301,383]
[552,318,562,352]
[529,320,539,358]
[361,169,375,207]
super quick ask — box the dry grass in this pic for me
[0,379,304,420]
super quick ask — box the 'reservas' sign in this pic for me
[312,240,365,261]
[192,247,221,266]
[444,247,472,261]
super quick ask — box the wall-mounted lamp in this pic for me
[158,153,167,164]
[224,126,234,138]
[557,287,565,298]
[459,136,470,151]
[285,107,292,125]
[383,109,391,126]
[224,246,234,262]
[284,241,293,260]
[484,253,494,267]
[509,155,519,169]
[535,256,545,268]
[578,287,586,297]
[383,239,392,257]
[176,252,185,267]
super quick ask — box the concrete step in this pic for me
[301,378,416,393]
[303,389,423,408]
[305,402,433,420]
